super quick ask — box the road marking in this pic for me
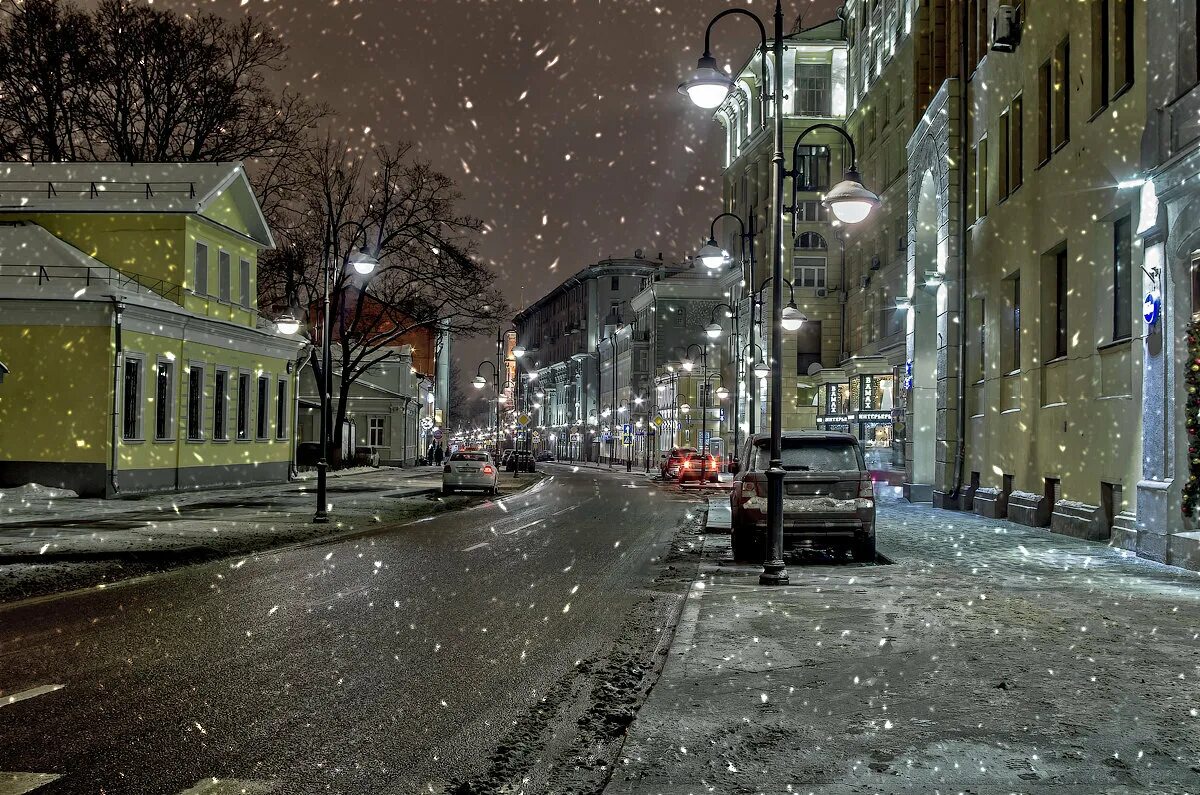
[511,519,544,533]
[0,773,61,795]
[1,685,65,709]
[461,541,490,552]
[177,780,278,794]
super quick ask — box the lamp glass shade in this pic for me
[348,250,379,275]
[472,375,486,389]
[275,314,300,335]
[781,304,806,332]
[697,241,727,270]
[678,56,733,109]
[680,403,691,413]
[822,171,880,225]
[512,345,526,358]
[753,359,769,378]
[705,322,722,339]
[715,386,729,400]
[681,359,694,372]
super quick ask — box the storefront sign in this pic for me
[817,411,893,424]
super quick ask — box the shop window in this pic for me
[1191,255,1200,319]
[122,356,144,441]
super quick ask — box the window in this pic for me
[256,376,270,439]
[611,276,620,291]
[214,369,229,440]
[186,365,205,441]
[194,242,208,296]
[122,357,143,440]
[1038,60,1052,164]
[796,320,822,375]
[1113,217,1132,340]
[1007,274,1022,373]
[973,298,986,380]
[976,136,988,219]
[239,259,252,308]
[1091,0,1109,115]
[795,62,832,116]
[794,145,830,191]
[998,111,1010,200]
[1053,38,1070,150]
[218,251,231,302]
[1011,95,1024,190]
[1053,249,1069,359]
[276,378,288,439]
[1112,0,1133,95]
[795,200,828,222]
[368,417,386,448]
[793,232,828,289]
[155,360,175,440]
[237,373,251,440]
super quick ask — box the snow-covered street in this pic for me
[610,492,1200,794]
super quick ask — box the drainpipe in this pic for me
[108,297,125,496]
[949,8,970,504]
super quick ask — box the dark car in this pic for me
[535,451,555,462]
[729,431,875,562]
[676,452,719,483]
[659,446,697,479]
[505,450,536,472]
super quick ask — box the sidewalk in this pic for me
[0,466,521,602]
[607,492,1200,794]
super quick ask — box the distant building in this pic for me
[0,162,303,497]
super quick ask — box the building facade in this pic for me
[0,162,303,497]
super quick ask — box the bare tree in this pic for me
[260,137,506,456]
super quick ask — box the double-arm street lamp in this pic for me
[313,246,379,524]
[678,1,879,584]
[681,343,716,456]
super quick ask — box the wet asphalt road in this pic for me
[0,465,692,794]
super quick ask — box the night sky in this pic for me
[175,0,839,370]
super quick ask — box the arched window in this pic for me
[738,80,755,134]
[794,145,831,191]
[793,232,828,289]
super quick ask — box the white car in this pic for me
[442,451,499,495]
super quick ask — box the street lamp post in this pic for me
[471,359,501,467]
[706,300,740,467]
[678,4,879,584]
[314,247,379,524]
[682,343,709,457]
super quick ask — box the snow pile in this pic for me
[0,483,79,501]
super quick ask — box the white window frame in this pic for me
[194,241,209,296]
[240,258,252,308]
[121,352,146,442]
[213,366,231,441]
[236,371,252,441]
[154,357,176,441]
[368,416,386,448]
[185,362,206,441]
[792,256,828,289]
[218,250,232,303]
[276,377,288,440]
[256,375,271,440]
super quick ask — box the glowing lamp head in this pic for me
[512,345,526,358]
[697,238,728,270]
[681,359,695,372]
[753,359,769,379]
[822,169,880,224]
[705,322,722,339]
[275,314,300,335]
[715,386,729,400]
[471,375,486,390]
[678,55,734,109]
[680,403,691,413]
[781,302,806,332]
[348,249,379,275]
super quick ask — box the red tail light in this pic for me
[482,466,495,475]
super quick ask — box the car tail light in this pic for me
[859,476,875,499]
[482,466,495,475]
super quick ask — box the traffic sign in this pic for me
[532,432,541,441]
[432,428,443,440]
[622,434,633,445]
[420,416,434,431]
[652,414,663,428]
[517,413,531,427]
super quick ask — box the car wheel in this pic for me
[442,486,455,496]
[851,537,876,563]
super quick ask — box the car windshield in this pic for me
[451,453,489,462]
[753,440,862,472]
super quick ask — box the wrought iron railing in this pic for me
[0,263,183,302]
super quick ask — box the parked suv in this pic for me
[729,431,875,562]
[659,447,697,479]
[676,452,719,484]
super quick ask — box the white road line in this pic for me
[177,780,277,795]
[510,519,544,533]
[460,541,490,552]
[0,773,61,795]
[1,685,65,709]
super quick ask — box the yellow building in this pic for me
[0,163,304,497]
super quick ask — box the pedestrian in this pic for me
[434,445,444,466]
